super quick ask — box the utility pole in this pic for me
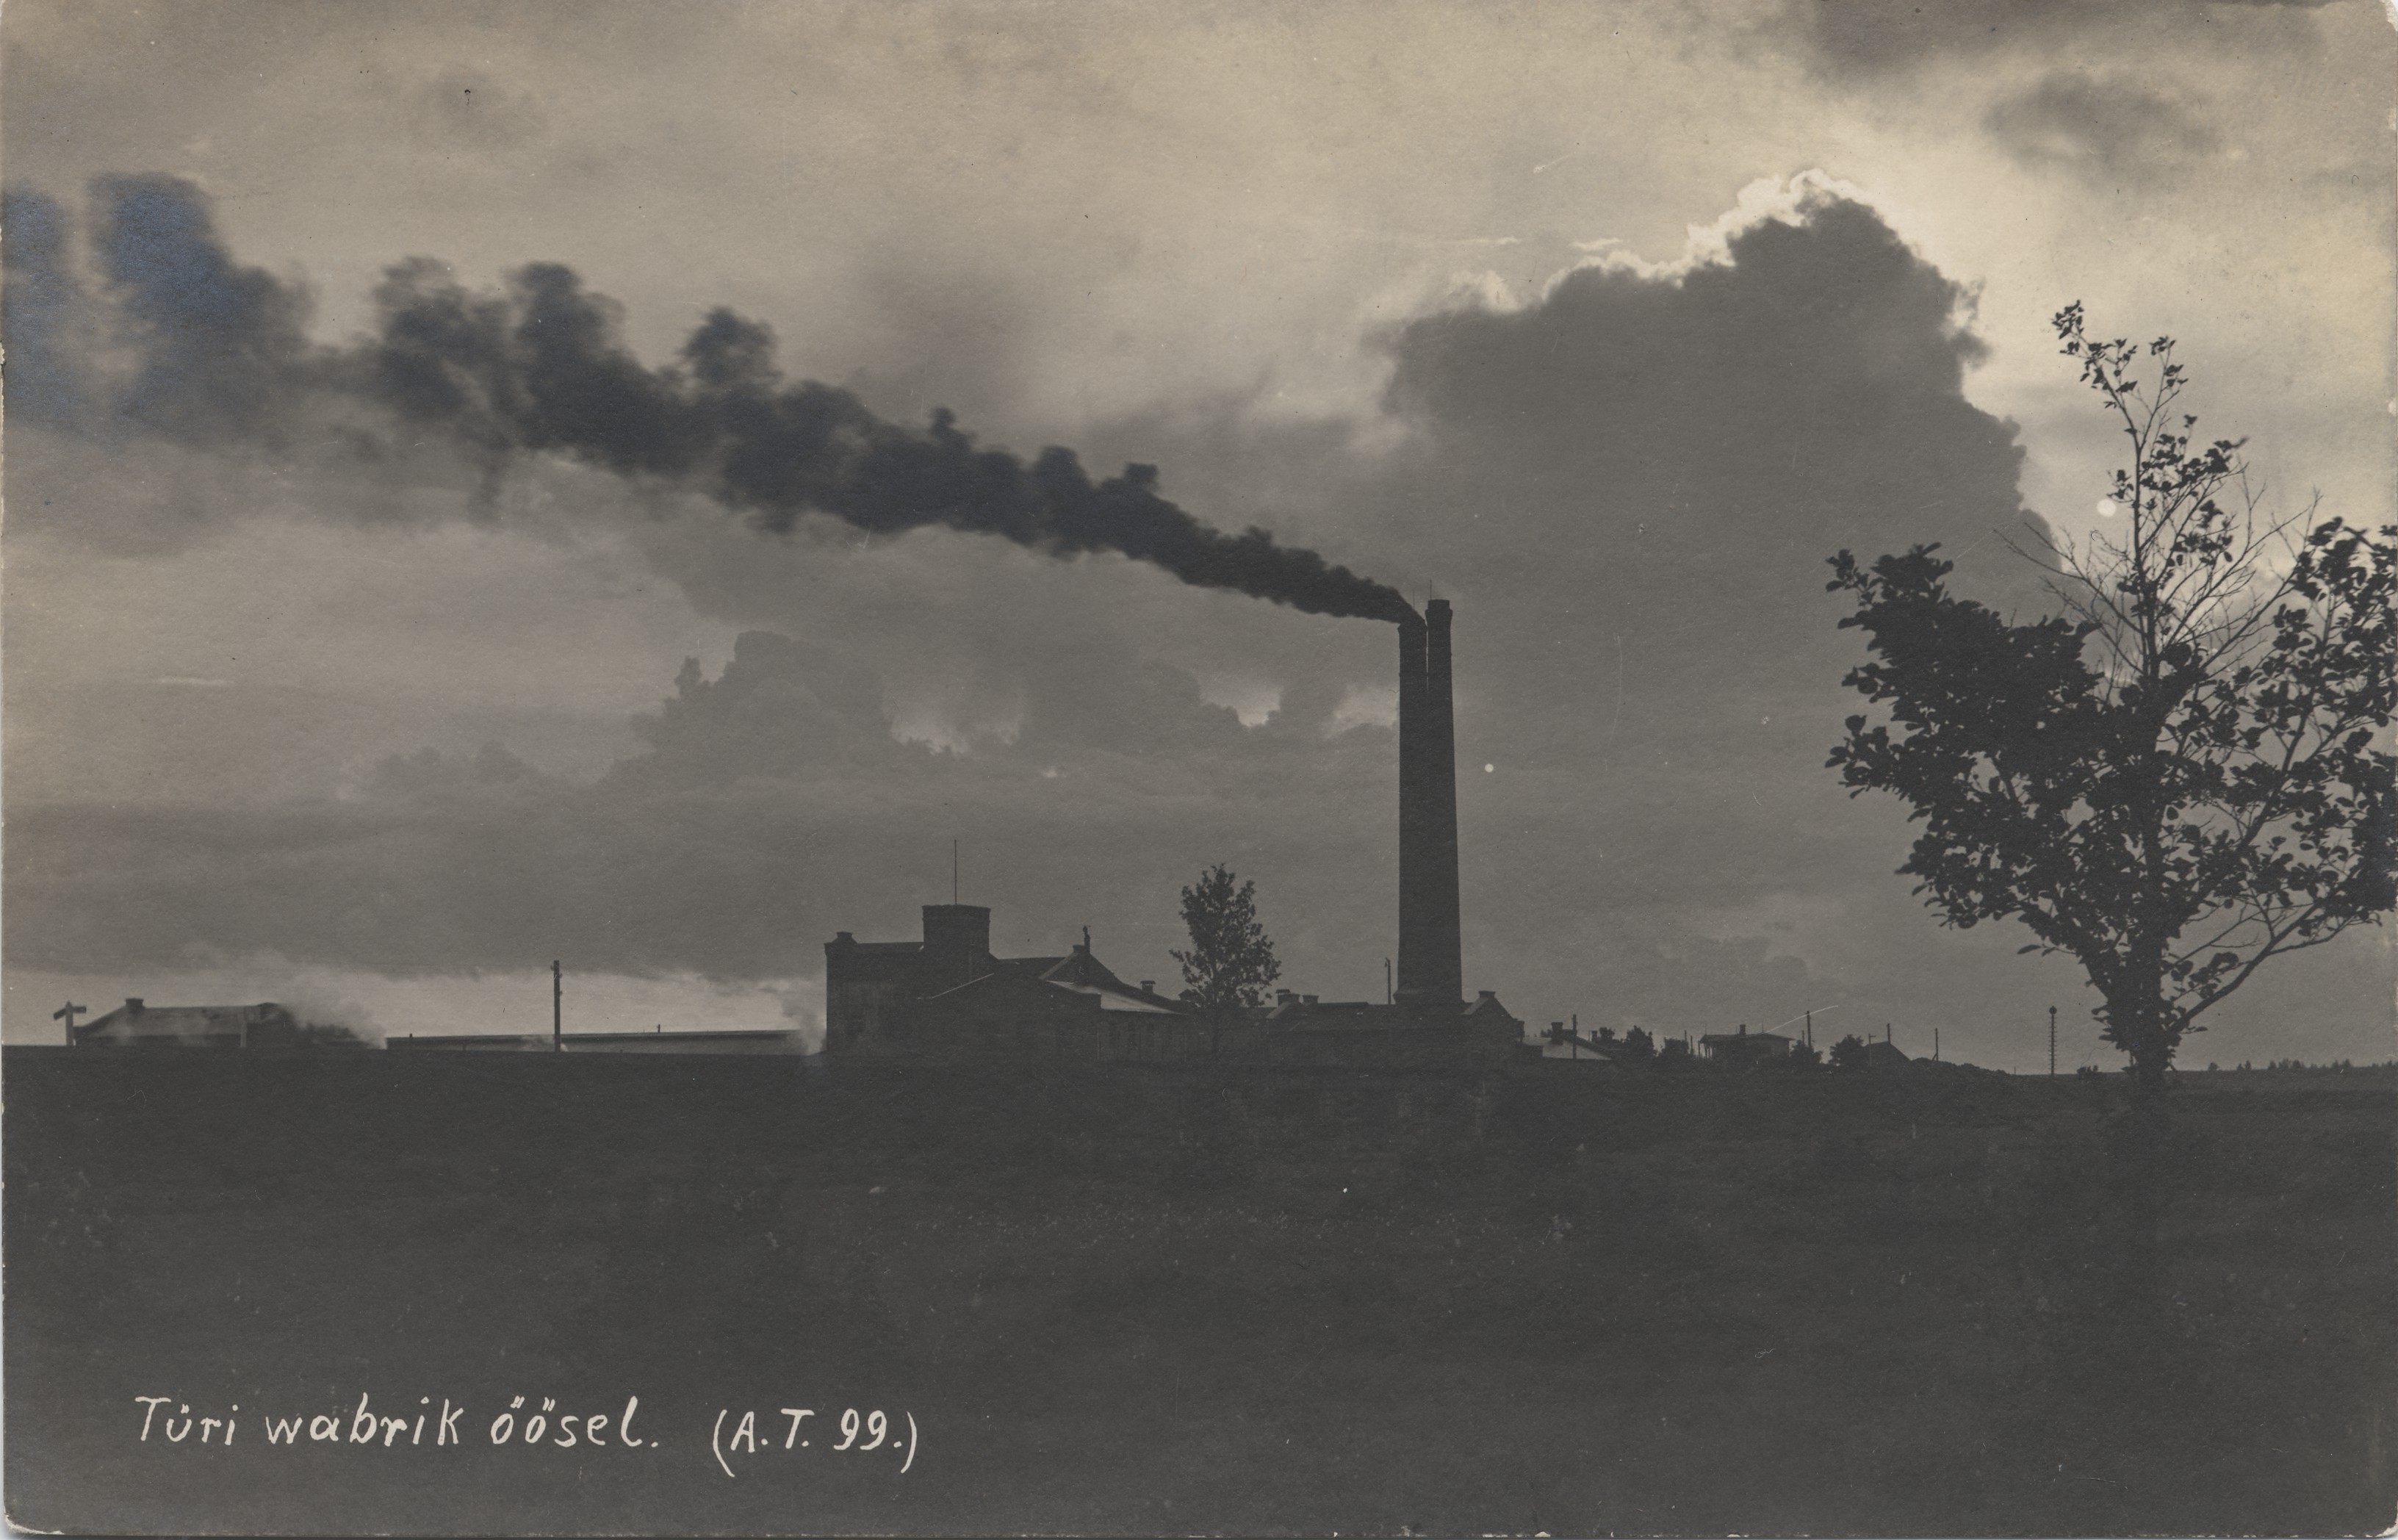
[52,1001,84,1046]
[952,838,959,905]
[1934,1027,1940,1062]
[1805,1010,1814,1051]
[1385,957,1393,1005]
[552,960,563,1053]
[2048,1006,2058,1077]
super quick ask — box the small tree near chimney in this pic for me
[1171,864,1283,1012]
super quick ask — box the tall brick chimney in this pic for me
[1396,599,1463,1004]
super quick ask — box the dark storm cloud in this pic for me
[1369,184,2041,681]
[1984,71,2223,181]
[11,174,1414,623]
[1383,198,1998,451]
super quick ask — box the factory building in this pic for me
[824,598,1533,1070]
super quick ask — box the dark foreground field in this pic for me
[4,1048,2391,1536]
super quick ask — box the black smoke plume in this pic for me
[13,174,1415,625]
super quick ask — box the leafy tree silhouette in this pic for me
[1829,305,2394,1106]
[1170,864,1283,1012]
[1828,1034,1869,1072]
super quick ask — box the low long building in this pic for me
[389,1029,807,1054]
[70,999,364,1049]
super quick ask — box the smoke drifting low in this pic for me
[7,175,1416,625]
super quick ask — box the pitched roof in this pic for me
[1031,949,1183,1010]
[923,954,1184,1014]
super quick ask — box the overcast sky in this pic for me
[5,0,2392,1067]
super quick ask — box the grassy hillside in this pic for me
[5,1049,2391,1536]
